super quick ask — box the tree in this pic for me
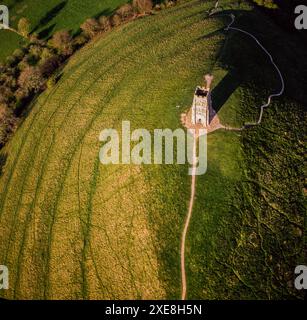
[80,18,101,39]
[165,0,175,8]
[50,30,73,56]
[98,16,112,32]
[73,34,88,48]
[0,85,13,105]
[12,48,25,60]
[18,57,30,71]
[15,87,29,101]
[111,14,122,27]
[116,4,134,20]
[40,47,55,63]
[0,70,17,88]
[18,66,45,93]
[132,0,153,14]
[0,103,17,147]
[5,55,18,67]
[29,44,44,59]
[18,17,31,38]
[39,55,61,77]
[252,0,278,9]
[28,33,46,46]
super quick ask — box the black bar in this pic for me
[0,299,304,318]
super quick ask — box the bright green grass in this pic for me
[0,0,128,61]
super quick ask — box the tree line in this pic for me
[0,0,179,148]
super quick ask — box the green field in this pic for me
[0,0,305,299]
[0,0,128,61]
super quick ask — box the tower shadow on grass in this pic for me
[194,9,267,116]
[32,1,68,34]
[38,24,56,39]
[211,70,242,114]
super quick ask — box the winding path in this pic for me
[224,14,285,126]
[180,2,285,300]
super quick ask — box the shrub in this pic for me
[28,33,45,46]
[0,64,6,74]
[0,103,17,147]
[132,0,153,14]
[5,55,18,67]
[29,44,44,59]
[252,0,278,9]
[12,48,25,60]
[73,34,88,48]
[0,86,13,105]
[24,53,40,66]
[116,4,134,20]
[18,57,30,71]
[0,72,17,88]
[40,47,55,63]
[50,30,73,56]
[18,66,45,93]
[15,87,29,101]
[80,18,101,39]
[29,33,39,43]
[111,14,122,27]
[18,17,31,38]
[39,55,61,77]
[165,0,175,8]
[99,16,112,31]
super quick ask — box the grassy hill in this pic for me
[0,0,305,299]
[187,3,306,299]
[0,0,128,61]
